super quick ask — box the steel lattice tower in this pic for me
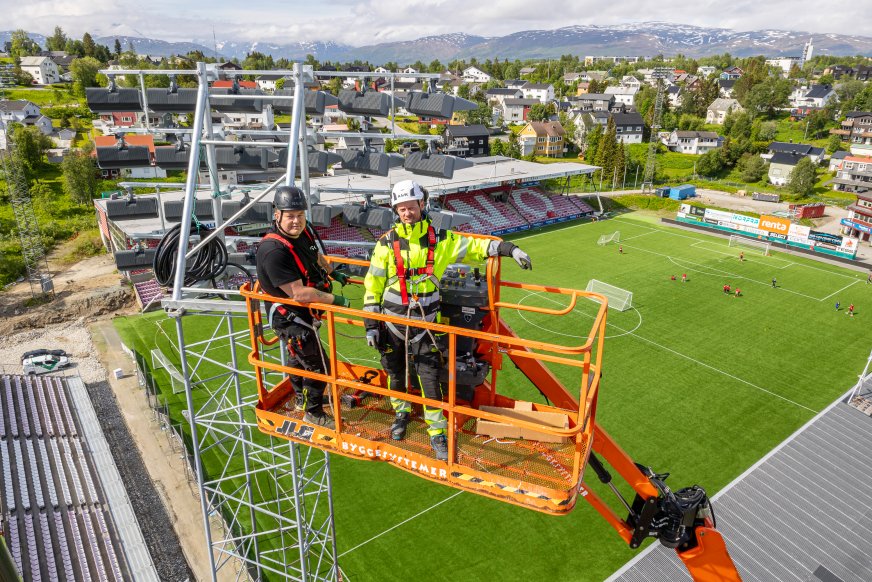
[641,68,670,193]
[1,143,53,298]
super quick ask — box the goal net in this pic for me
[728,234,770,255]
[585,279,633,312]
[597,231,620,246]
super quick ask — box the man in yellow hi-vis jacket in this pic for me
[363,180,532,461]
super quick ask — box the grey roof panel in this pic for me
[610,402,872,582]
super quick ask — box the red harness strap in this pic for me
[262,230,329,321]
[391,226,436,305]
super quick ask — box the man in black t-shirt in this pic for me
[255,186,350,428]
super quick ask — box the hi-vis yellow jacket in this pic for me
[363,218,492,340]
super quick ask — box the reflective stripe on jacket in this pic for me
[363,218,491,334]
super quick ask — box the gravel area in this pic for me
[0,319,192,581]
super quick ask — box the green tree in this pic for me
[490,139,505,156]
[82,32,96,58]
[788,157,817,197]
[585,124,603,162]
[506,131,521,159]
[8,30,39,58]
[758,121,778,141]
[742,77,791,117]
[695,149,724,177]
[114,38,122,57]
[69,57,101,97]
[559,112,576,149]
[738,154,767,182]
[10,125,52,178]
[826,134,843,155]
[46,26,68,52]
[243,51,275,71]
[327,76,342,96]
[527,103,551,122]
[61,149,99,204]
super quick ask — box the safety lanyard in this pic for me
[391,225,436,305]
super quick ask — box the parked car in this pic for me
[21,349,71,375]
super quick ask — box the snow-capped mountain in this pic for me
[4,23,871,63]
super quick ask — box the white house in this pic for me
[521,83,554,104]
[620,75,642,90]
[605,85,639,108]
[485,88,522,108]
[255,74,290,92]
[789,84,835,109]
[706,98,743,125]
[462,66,492,84]
[697,66,716,78]
[399,67,418,83]
[19,56,60,85]
[662,130,722,155]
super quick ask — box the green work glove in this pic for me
[332,294,351,308]
[331,269,350,286]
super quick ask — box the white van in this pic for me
[21,349,71,375]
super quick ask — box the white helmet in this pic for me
[390,180,425,207]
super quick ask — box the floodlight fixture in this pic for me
[86,84,143,113]
[209,87,265,113]
[403,151,474,179]
[404,91,478,119]
[146,86,198,113]
[342,194,394,230]
[309,204,344,227]
[276,147,344,174]
[428,210,473,231]
[336,149,403,177]
[337,89,393,116]
[272,89,339,114]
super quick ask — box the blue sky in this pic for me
[10,0,867,45]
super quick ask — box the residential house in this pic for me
[718,79,736,98]
[484,88,522,108]
[572,110,610,145]
[217,62,243,71]
[697,66,716,78]
[831,111,872,157]
[612,112,645,144]
[575,82,590,96]
[442,124,489,157]
[831,155,872,196]
[790,84,835,109]
[373,66,390,74]
[51,128,76,149]
[255,74,290,92]
[504,79,527,90]
[604,85,638,108]
[502,98,539,123]
[789,105,821,121]
[579,71,607,83]
[93,134,166,179]
[706,98,743,125]
[563,72,583,84]
[837,159,872,241]
[521,83,555,104]
[828,150,850,172]
[398,67,418,83]
[518,121,565,157]
[573,93,614,112]
[767,152,805,186]
[519,67,537,77]
[462,66,492,84]
[19,56,61,85]
[620,76,642,90]
[666,85,682,108]
[662,130,721,154]
[764,142,825,165]
[0,100,53,148]
[720,66,743,80]
[335,132,385,153]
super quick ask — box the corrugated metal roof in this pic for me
[610,398,872,582]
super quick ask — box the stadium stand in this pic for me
[510,187,594,224]
[133,279,164,310]
[0,375,131,581]
[443,191,528,234]
[316,216,374,258]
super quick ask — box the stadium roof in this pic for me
[94,156,597,238]
[608,394,872,582]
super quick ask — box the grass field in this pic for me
[114,212,870,581]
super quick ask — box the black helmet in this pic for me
[274,185,307,211]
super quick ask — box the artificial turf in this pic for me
[114,211,869,581]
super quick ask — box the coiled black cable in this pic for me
[153,222,229,288]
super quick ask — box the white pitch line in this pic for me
[819,279,861,302]
[338,491,463,557]
[621,230,659,242]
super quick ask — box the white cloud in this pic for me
[7,0,869,46]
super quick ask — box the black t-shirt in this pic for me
[256,226,326,326]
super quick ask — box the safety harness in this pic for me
[262,229,331,334]
[389,225,437,305]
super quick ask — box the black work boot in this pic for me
[430,434,449,462]
[390,412,410,441]
[303,411,335,430]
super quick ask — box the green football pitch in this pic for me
[114,212,870,581]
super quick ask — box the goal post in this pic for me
[585,279,633,312]
[597,231,620,246]
[728,234,770,255]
